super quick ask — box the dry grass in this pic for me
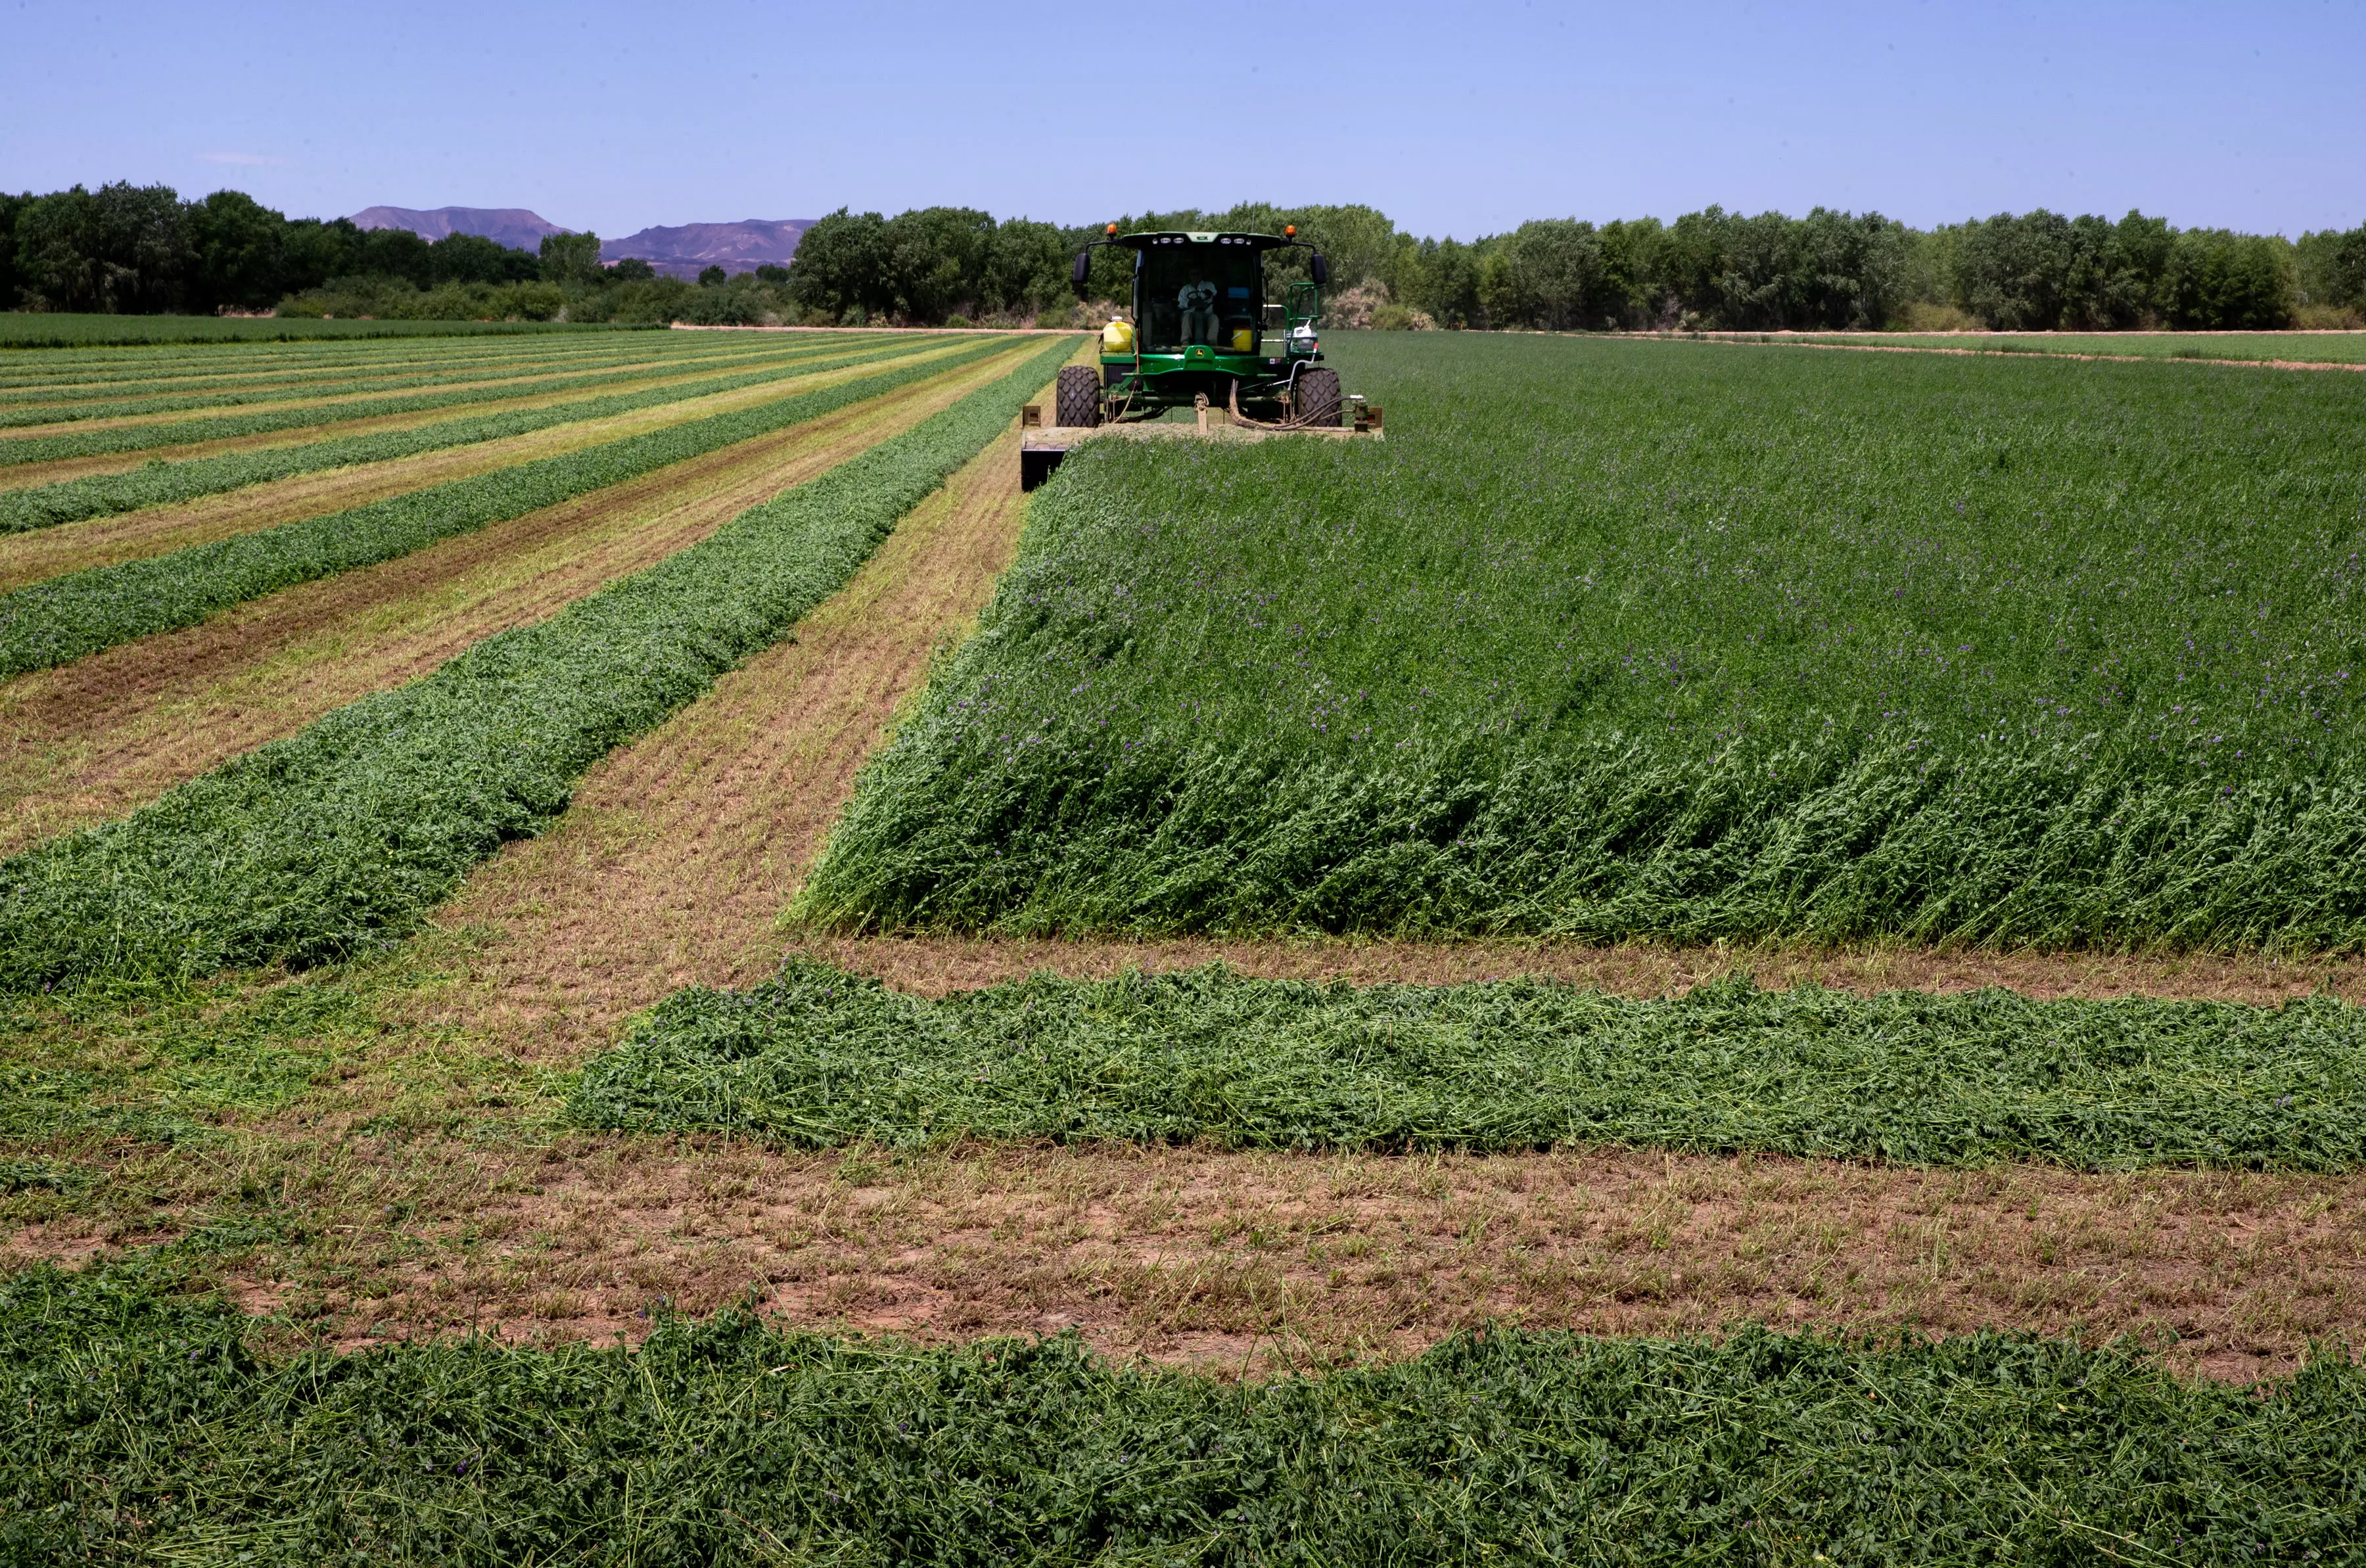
[10,1130,2359,1383]
[789,934,2366,1007]
[0,340,979,588]
[0,344,1038,854]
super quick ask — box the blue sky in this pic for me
[7,0,2361,239]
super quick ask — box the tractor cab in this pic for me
[1020,222,1380,490]
[1057,226,1336,427]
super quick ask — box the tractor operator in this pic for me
[1178,279,1220,345]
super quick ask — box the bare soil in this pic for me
[792,934,2366,1007]
[10,1135,2358,1382]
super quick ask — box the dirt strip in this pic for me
[293,1141,2366,1381]
[0,344,1040,854]
[793,934,2366,1007]
[0,340,973,593]
[11,1113,2359,1383]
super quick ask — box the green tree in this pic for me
[789,209,893,321]
[2294,225,2366,311]
[880,206,994,319]
[352,226,433,288]
[428,232,539,286]
[279,218,362,296]
[14,182,192,313]
[2162,229,2294,328]
[1951,209,2077,329]
[186,189,288,312]
[0,191,29,309]
[1477,219,1612,330]
[539,229,603,285]
[698,264,727,287]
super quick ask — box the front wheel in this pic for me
[1054,365,1103,427]
[1294,367,1342,427]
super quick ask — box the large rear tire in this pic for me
[1294,367,1342,427]
[1055,365,1103,427]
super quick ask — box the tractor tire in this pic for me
[1294,367,1343,427]
[1055,365,1103,427]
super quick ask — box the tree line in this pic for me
[747,200,2366,333]
[4,181,2362,333]
[0,183,793,326]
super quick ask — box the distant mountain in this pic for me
[348,206,567,252]
[602,219,813,280]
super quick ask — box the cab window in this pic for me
[1137,242,1264,351]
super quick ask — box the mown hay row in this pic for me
[0,340,1011,676]
[7,1263,2359,1564]
[576,959,2366,1170]
[0,345,1059,854]
[0,332,912,499]
[0,340,971,582]
[0,338,1077,988]
[0,332,802,428]
[0,331,710,398]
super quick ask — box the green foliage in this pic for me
[581,960,2366,1168]
[537,229,603,285]
[12,182,194,313]
[0,338,983,672]
[800,333,2366,950]
[1943,210,2296,331]
[0,340,1075,990]
[0,335,910,535]
[789,204,1075,325]
[7,1262,2363,1565]
[0,976,373,1147]
[2296,225,2366,313]
[2160,228,2300,330]
[185,189,291,313]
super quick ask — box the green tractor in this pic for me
[1022,224,1377,488]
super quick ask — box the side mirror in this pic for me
[1071,251,1092,294]
[1310,252,1329,287]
